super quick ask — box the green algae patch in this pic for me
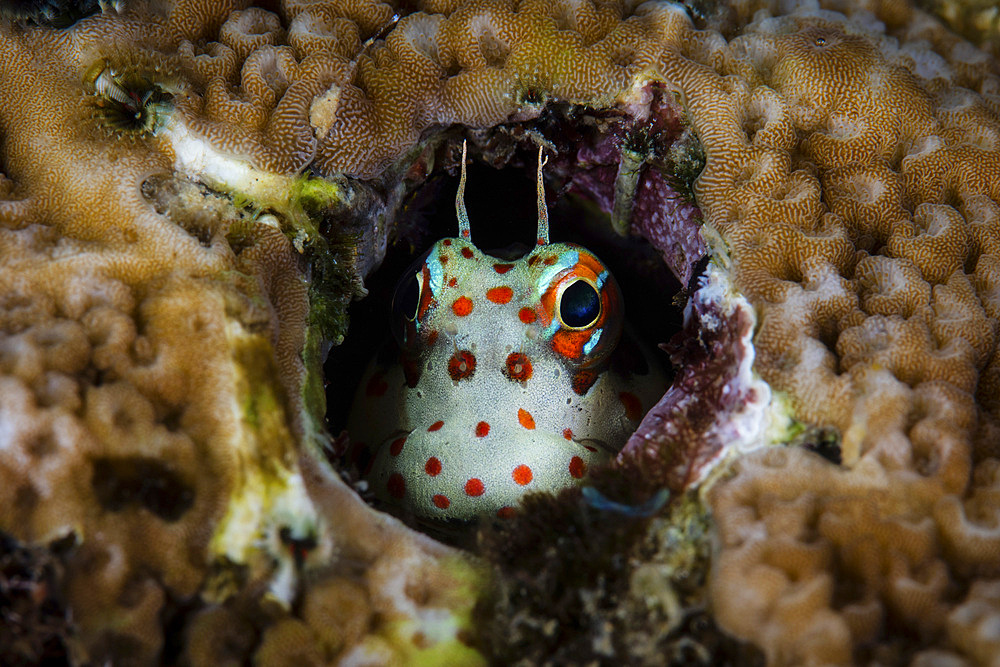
[379,554,489,667]
[206,324,322,606]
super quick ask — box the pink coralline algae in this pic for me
[618,263,767,493]
[630,168,705,287]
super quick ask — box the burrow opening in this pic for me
[324,137,691,479]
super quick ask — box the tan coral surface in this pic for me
[668,2,1000,664]
[2,0,1000,664]
[0,1,483,664]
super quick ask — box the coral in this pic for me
[657,1,1000,663]
[0,2,483,664]
[2,0,1000,663]
[0,531,75,665]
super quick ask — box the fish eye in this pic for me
[558,279,601,329]
[392,270,421,323]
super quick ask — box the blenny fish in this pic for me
[348,143,665,524]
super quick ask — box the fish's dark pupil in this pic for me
[560,280,601,328]
[394,272,420,321]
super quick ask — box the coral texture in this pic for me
[2,0,1000,663]
[663,2,1000,663]
[0,2,484,664]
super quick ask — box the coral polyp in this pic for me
[82,58,172,140]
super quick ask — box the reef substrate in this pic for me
[1,0,999,665]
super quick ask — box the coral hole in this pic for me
[325,138,685,459]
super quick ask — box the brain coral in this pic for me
[1,0,1000,664]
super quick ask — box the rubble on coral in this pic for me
[0,0,999,664]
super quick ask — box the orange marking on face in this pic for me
[543,255,557,265]
[518,307,537,324]
[464,478,485,496]
[387,473,405,499]
[425,457,442,476]
[552,329,592,360]
[447,277,458,287]
[428,420,444,432]
[426,330,439,346]
[365,373,388,397]
[512,464,533,485]
[475,421,490,437]
[505,353,533,383]
[452,296,473,316]
[619,391,643,421]
[572,369,599,396]
[493,263,514,274]
[487,286,513,304]
[517,408,535,430]
[389,437,406,456]
[563,428,573,440]
[569,456,586,479]
[461,247,474,259]
[433,494,450,509]
[416,265,436,321]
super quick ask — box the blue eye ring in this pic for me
[557,278,601,330]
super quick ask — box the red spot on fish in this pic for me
[517,408,535,430]
[619,391,642,421]
[402,356,421,388]
[552,329,591,360]
[512,465,533,485]
[443,239,452,246]
[452,296,473,316]
[487,286,513,304]
[475,421,490,437]
[348,441,366,465]
[518,307,536,324]
[571,369,598,396]
[543,255,557,265]
[461,229,470,238]
[448,350,476,381]
[425,457,442,476]
[505,352,533,383]
[389,437,406,456]
[433,494,450,509]
[426,330,439,346]
[447,277,458,287]
[365,373,388,397]
[428,420,444,432]
[537,237,547,246]
[464,478,485,496]
[569,456,586,478]
[563,428,573,440]
[497,506,516,519]
[387,473,405,499]
[439,254,449,265]
[362,453,376,477]
[493,263,515,274]
[461,247,474,259]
